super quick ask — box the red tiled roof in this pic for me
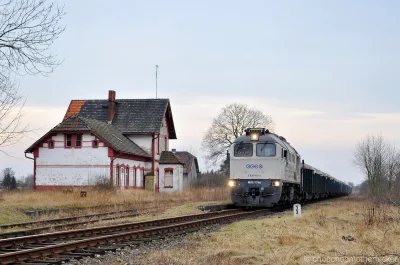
[64,100,86,120]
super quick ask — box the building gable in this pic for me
[26,115,151,158]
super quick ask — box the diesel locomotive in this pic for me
[228,128,352,207]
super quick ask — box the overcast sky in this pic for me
[1,0,400,185]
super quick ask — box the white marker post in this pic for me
[293,204,301,218]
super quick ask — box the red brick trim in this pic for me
[33,148,39,158]
[33,157,37,190]
[110,158,114,185]
[36,165,109,168]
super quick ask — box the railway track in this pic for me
[0,209,268,265]
[0,208,164,239]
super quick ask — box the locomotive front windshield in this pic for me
[256,143,276,157]
[234,143,253,157]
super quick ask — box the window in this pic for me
[76,134,82,147]
[119,167,124,186]
[133,168,137,187]
[125,167,129,187]
[92,140,98,148]
[256,143,276,157]
[48,140,55,149]
[164,169,173,188]
[234,143,253,157]
[115,166,120,186]
[141,169,145,188]
[66,134,72,147]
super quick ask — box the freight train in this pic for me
[228,128,352,207]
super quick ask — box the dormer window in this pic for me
[66,134,72,148]
[76,134,82,147]
[64,134,83,148]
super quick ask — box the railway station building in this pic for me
[25,90,194,192]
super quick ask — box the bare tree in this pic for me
[0,76,26,150]
[352,134,397,197]
[0,0,65,150]
[0,0,65,76]
[202,103,274,165]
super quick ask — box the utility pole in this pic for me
[155,65,159,98]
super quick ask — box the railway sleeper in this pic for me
[26,258,68,264]
[79,248,107,254]
[63,252,95,257]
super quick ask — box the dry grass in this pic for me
[0,187,229,225]
[86,202,217,228]
[141,197,400,265]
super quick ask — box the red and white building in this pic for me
[25,90,186,192]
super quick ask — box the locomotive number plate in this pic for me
[248,181,261,184]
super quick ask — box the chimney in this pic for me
[108,90,116,123]
[172,149,176,153]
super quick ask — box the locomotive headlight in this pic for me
[272,180,280,187]
[228,180,236,187]
[250,132,259,141]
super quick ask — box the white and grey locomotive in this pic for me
[228,128,352,207]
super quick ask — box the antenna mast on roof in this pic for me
[155,65,159,99]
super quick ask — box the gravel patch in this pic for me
[63,211,287,265]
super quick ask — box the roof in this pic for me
[25,115,151,158]
[63,99,177,139]
[159,151,184,165]
[174,151,200,173]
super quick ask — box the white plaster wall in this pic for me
[127,135,152,154]
[36,133,111,187]
[158,164,183,192]
[37,134,109,165]
[160,116,169,152]
[36,167,109,186]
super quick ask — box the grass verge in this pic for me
[0,187,229,226]
[141,197,400,265]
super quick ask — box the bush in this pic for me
[93,176,114,192]
[190,170,229,188]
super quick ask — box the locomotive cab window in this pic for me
[256,143,276,157]
[234,143,253,157]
